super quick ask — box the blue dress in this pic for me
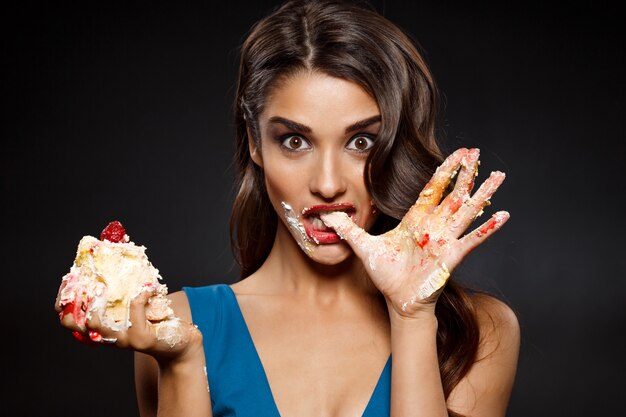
[183,284,391,417]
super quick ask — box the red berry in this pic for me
[100,221,127,242]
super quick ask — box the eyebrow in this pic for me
[267,115,381,134]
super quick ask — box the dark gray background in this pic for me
[3,1,624,416]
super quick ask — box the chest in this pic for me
[238,296,391,417]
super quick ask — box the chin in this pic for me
[305,243,354,265]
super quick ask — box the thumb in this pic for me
[320,211,376,260]
[128,284,156,334]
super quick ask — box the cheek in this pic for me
[347,162,369,195]
[342,163,375,226]
[263,160,305,204]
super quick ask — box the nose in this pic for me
[309,150,347,200]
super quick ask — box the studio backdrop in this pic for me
[3,1,624,416]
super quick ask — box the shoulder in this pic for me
[446,292,520,416]
[471,292,520,359]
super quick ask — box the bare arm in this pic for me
[58,286,212,417]
[134,291,213,417]
[134,331,211,417]
[387,308,447,416]
[321,147,517,416]
[386,294,519,417]
[135,352,159,417]
[155,340,212,417]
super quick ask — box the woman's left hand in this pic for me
[321,147,509,319]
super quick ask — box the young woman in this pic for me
[59,1,520,416]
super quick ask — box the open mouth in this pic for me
[302,203,356,244]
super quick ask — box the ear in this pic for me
[247,126,263,167]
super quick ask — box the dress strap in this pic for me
[183,284,281,417]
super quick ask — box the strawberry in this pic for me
[100,221,127,242]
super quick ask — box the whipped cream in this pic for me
[58,234,174,332]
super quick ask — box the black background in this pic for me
[3,1,624,416]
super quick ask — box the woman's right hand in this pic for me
[56,288,203,362]
[57,288,213,417]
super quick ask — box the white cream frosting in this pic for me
[281,202,315,252]
[59,235,174,332]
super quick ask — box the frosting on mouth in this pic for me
[282,202,357,248]
[302,204,356,233]
[281,202,315,251]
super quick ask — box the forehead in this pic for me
[260,71,380,129]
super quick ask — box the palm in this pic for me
[321,148,509,317]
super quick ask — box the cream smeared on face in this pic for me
[281,201,315,253]
[257,72,380,264]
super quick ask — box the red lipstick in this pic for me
[302,203,356,244]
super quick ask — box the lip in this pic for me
[302,203,356,217]
[301,203,356,245]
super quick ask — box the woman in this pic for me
[61,1,520,416]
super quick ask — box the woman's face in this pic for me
[250,71,381,265]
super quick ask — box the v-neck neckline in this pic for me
[225,284,391,417]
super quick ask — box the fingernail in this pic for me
[88,331,103,342]
[72,331,98,346]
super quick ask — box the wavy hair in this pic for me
[229,0,479,411]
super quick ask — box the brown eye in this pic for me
[289,137,302,149]
[354,137,368,150]
[347,135,375,151]
[280,135,311,151]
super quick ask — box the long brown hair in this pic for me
[229,0,479,410]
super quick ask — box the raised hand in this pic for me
[321,148,509,318]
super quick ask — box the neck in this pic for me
[253,223,380,304]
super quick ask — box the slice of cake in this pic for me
[57,221,174,333]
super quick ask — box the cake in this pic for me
[57,221,174,334]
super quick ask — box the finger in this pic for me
[60,309,86,333]
[404,148,468,226]
[55,272,78,313]
[64,306,100,347]
[449,171,506,237]
[85,310,120,345]
[320,211,377,260]
[126,285,158,351]
[458,211,510,256]
[54,281,67,313]
[435,148,480,219]
[71,331,99,346]
[59,300,88,332]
